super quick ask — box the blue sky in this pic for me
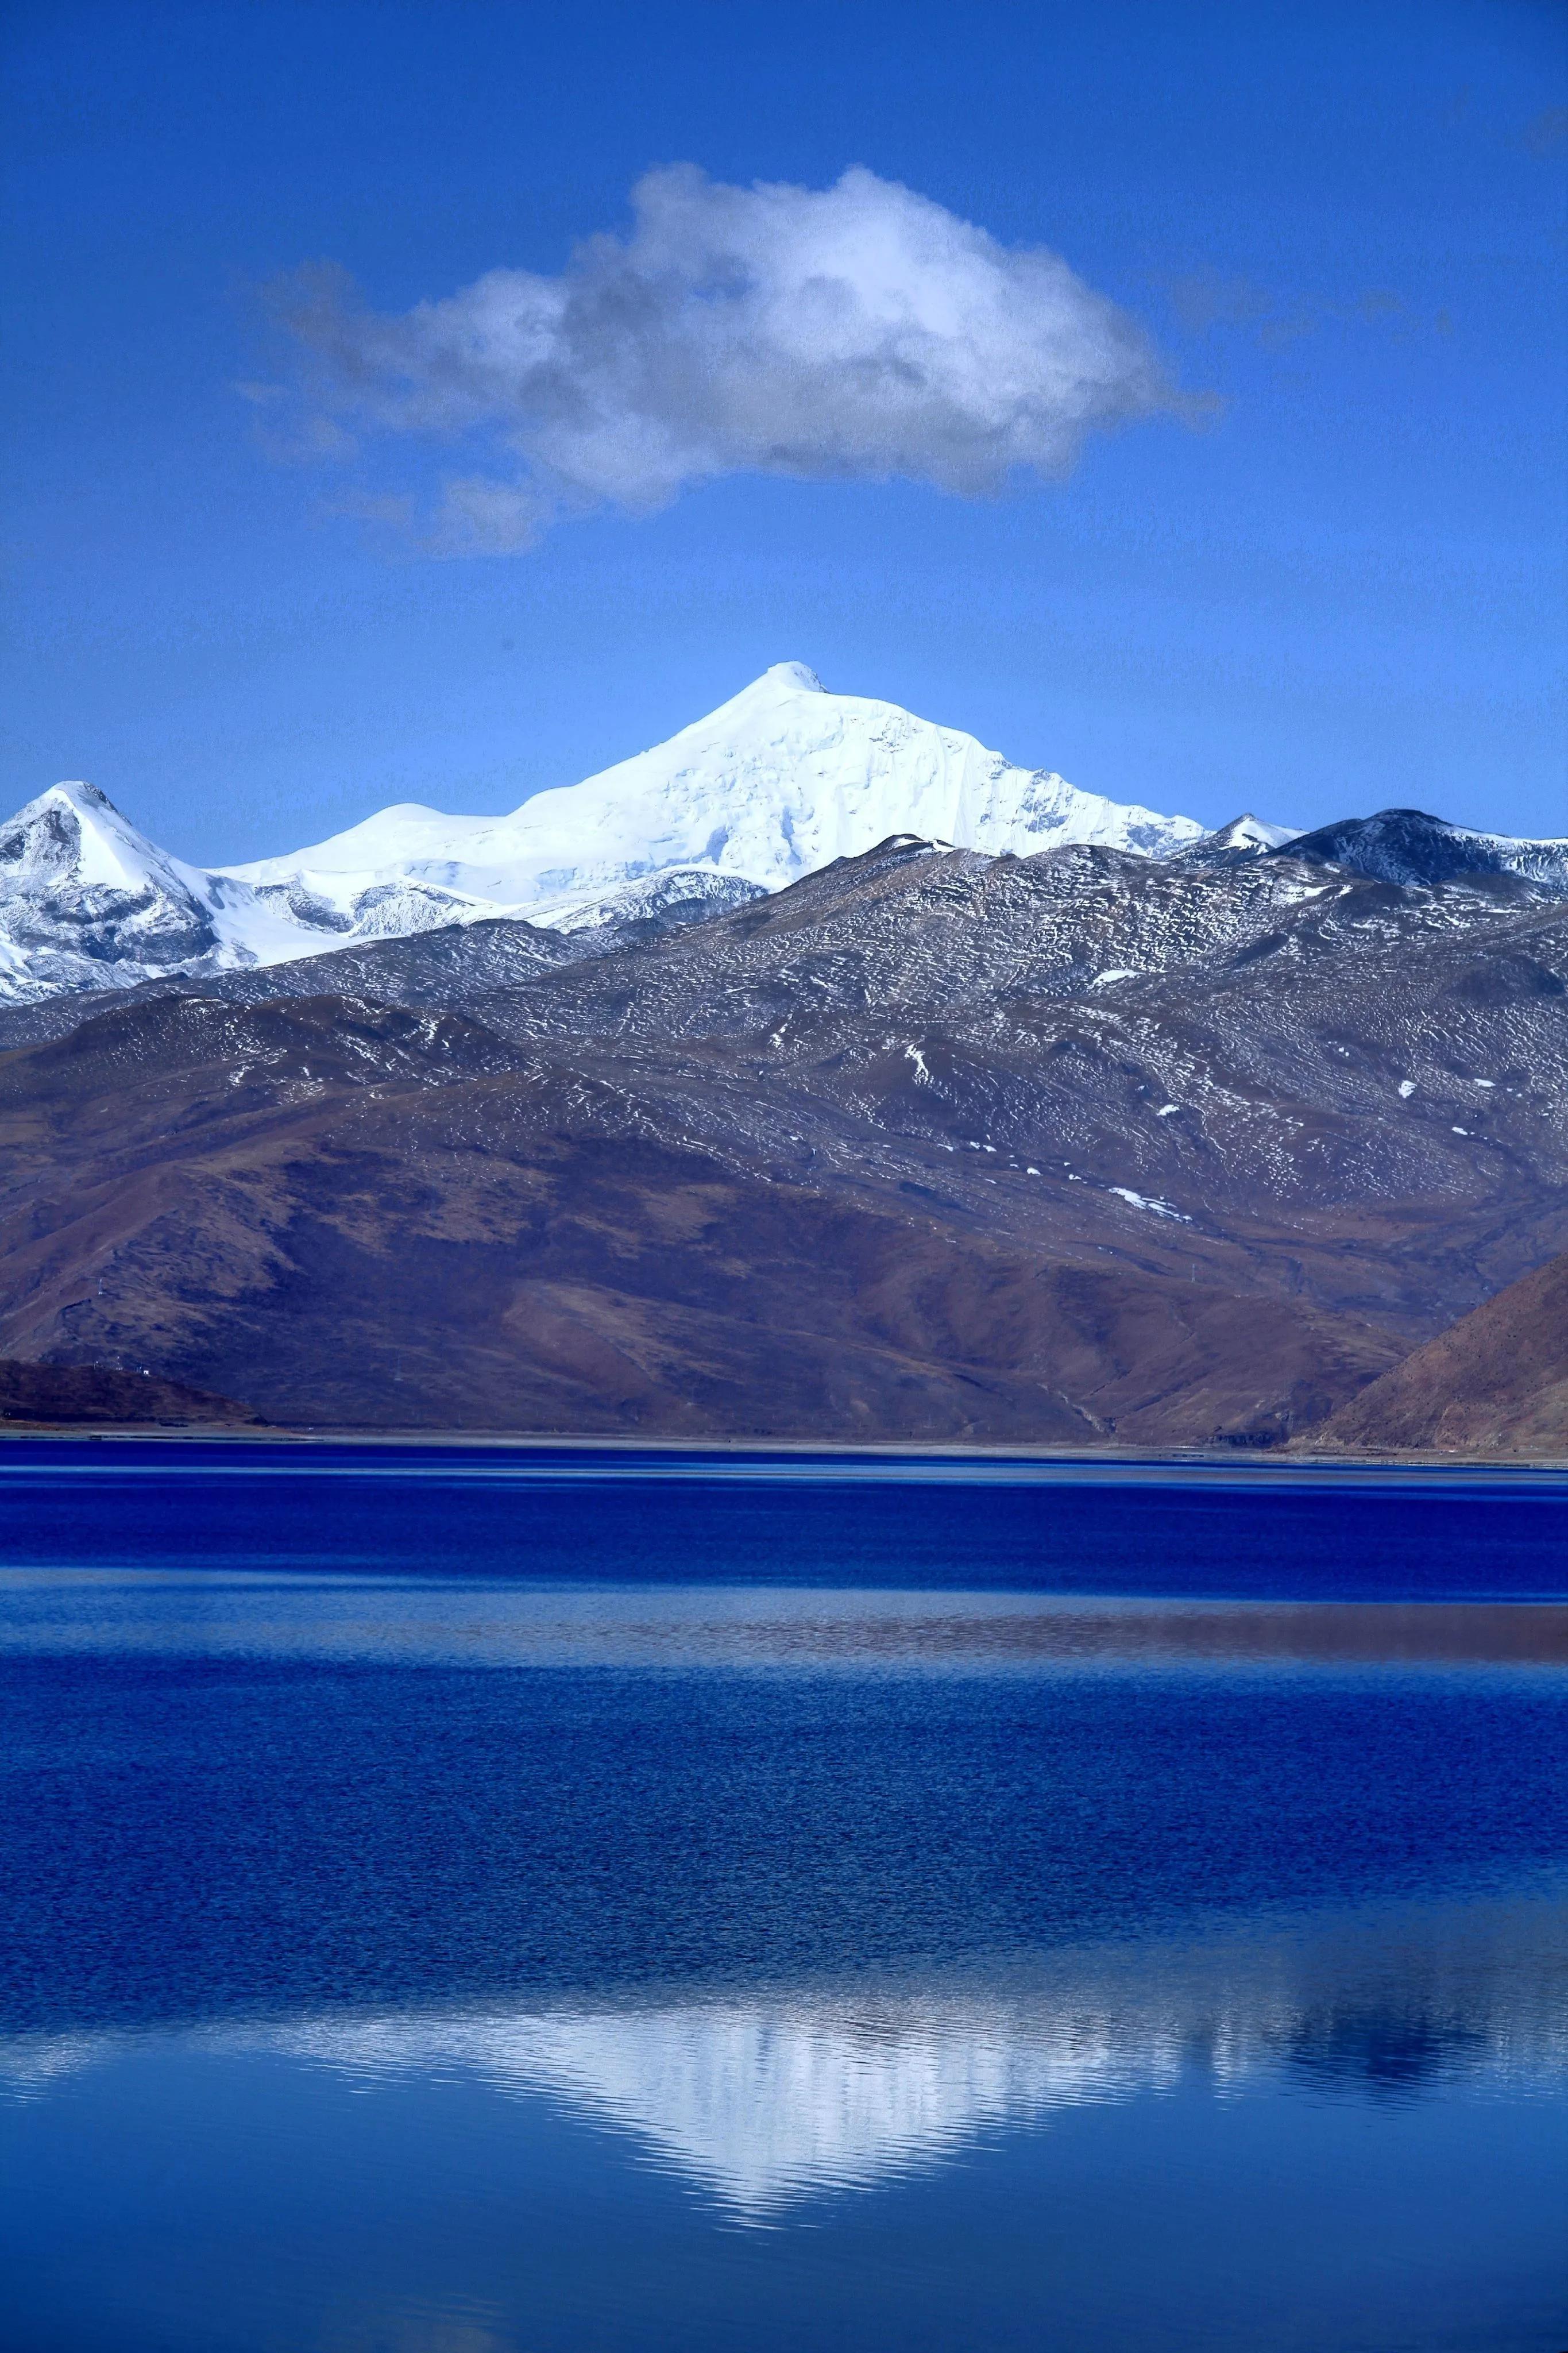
[2,0,1565,861]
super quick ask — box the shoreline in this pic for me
[1,1420,1565,1477]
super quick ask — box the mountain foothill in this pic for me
[1,669,1564,1456]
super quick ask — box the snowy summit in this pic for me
[221,663,1208,925]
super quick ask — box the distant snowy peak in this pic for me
[0,778,442,1006]
[3,780,213,944]
[221,663,1209,921]
[0,780,253,1001]
[1171,813,1297,866]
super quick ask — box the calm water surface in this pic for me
[1,1443,1565,2351]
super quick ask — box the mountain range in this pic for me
[1,667,1565,1452]
[1,665,1237,1005]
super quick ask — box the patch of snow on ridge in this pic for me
[1109,1187,1191,1222]
[531,867,766,936]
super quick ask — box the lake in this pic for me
[1,1442,1565,2351]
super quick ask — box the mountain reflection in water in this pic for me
[6,1888,1561,2218]
[3,1488,1567,2351]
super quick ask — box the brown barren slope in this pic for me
[0,1359,261,1427]
[0,993,1397,1442]
[1300,1253,1568,1457]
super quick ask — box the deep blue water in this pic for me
[1,1444,1565,2351]
[3,1439,1566,1599]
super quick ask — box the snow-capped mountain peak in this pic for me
[0,776,370,1001]
[1169,812,1297,866]
[0,778,225,989]
[12,777,187,896]
[758,658,826,693]
[1205,813,1296,854]
[222,665,1208,927]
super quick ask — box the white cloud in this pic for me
[265,165,1191,553]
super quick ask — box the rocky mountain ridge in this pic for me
[1,812,1562,1446]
